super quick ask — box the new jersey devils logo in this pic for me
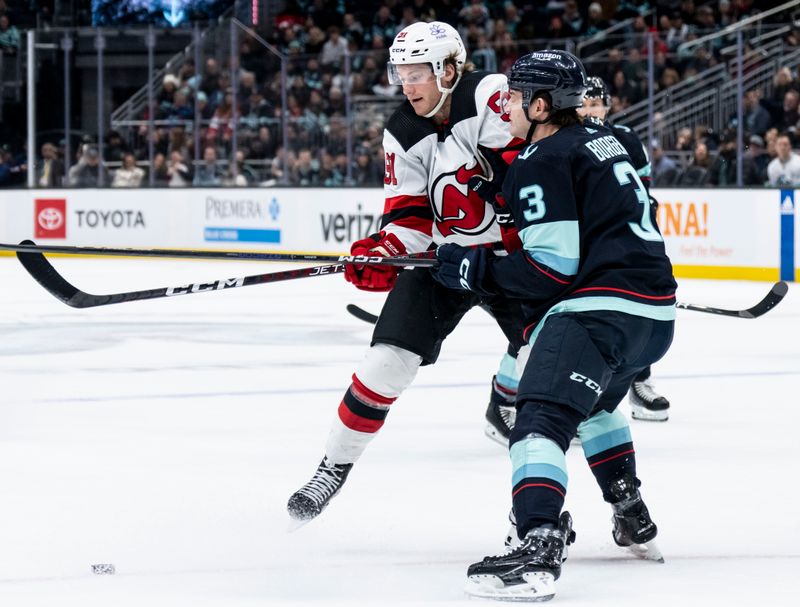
[430,158,495,237]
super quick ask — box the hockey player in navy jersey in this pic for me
[430,50,676,601]
[287,21,527,523]
[579,76,672,422]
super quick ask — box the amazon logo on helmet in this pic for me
[508,50,588,112]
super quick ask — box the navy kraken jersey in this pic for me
[478,122,676,339]
[609,122,650,181]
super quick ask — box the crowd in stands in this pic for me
[4,0,800,187]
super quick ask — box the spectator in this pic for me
[771,67,795,104]
[193,146,223,186]
[112,152,145,187]
[233,149,258,185]
[167,150,192,186]
[767,133,800,186]
[743,135,770,186]
[206,90,234,149]
[37,142,63,188]
[563,0,584,35]
[70,146,111,187]
[104,130,128,163]
[777,90,800,131]
[741,88,772,136]
[650,140,678,184]
[674,126,694,151]
[666,11,691,52]
[289,148,320,186]
[199,58,220,97]
[708,131,737,186]
[149,152,170,186]
[321,26,348,68]
[585,2,609,37]
[472,34,497,73]
[0,14,20,55]
[690,140,712,169]
[371,5,397,43]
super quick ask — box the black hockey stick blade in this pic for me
[676,281,789,319]
[4,240,439,268]
[15,245,346,309]
[346,304,379,324]
[347,285,790,323]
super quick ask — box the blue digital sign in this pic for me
[91,0,230,27]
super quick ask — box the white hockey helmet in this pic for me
[388,21,467,117]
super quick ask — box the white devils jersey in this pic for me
[380,71,515,252]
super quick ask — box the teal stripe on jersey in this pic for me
[519,221,580,277]
[528,296,676,346]
[510,436,567,487]
[578,409,632,458]
[496,352,519,390]
[637,163,652,178]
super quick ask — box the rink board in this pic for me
[0,187,796,281]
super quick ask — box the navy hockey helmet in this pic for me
[584,76,611,108]
[507,50,588,116]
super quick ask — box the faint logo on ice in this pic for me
[34,198,67,239]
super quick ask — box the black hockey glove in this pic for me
[468,175,514,225]
[431,243,491,294]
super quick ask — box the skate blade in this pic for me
[626,539,664,563]
[465,571,555,602]
[630,404,669,422]
[484,425,510,448]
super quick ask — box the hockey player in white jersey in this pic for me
[287,21,527,522]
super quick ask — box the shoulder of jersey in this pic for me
[450,71,506,126]
[385,100,438,152]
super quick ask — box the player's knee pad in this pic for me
[353,343,422,398]
[511,400,584,452]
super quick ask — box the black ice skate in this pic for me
[609,475,664,563]
[629,378,670,422]
[465,511,576,602]
[287,457,353,523]
[485,376,517,447]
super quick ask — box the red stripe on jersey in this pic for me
[337,401,385,433]
[571,286,675,300]
[589,449,635,468]
[383,194,429,213]
[512,482,565,498]
[386,215,433,236]
[524,255,572,285]
[351,374,396,406]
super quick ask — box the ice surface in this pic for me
[0,257,798,606]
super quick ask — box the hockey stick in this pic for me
[2,240,439,268]
[675,281,788,319]
[346,303,379,324]
[346,282,791,324]
[16,248,348,309]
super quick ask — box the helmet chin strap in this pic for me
[424,73,463,119]
[524,105,552,142]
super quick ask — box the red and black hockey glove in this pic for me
[343,231,407,292]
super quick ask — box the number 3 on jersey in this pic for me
[614,161,663,242]
[520,184,546,221]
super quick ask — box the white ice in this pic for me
[0,257,798,607]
